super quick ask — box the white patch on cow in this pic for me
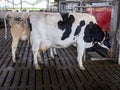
[21,35,28,41]
[85,42,93,48]
[98,42,109,50]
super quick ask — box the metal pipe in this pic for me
[72,5,113,14]
[5,0,7,10]
[73,5,113,8]
[12,0,14,9]
[20,0,22,10]
[91,57,114,61]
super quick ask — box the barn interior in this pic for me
[0,0,120,90]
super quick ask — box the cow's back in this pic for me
[30,12,97,47]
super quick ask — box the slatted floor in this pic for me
[1,28,120,90]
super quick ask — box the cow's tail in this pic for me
[4,12,9,39]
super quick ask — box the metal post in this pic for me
[5,0,7,10]
[20,0,22,10]
[116,23,120,64]
[80,0,83,12]
[47,0,49,11]
[116,0,120,64]
[90,6,92,15]
[58,0,60,12]
[13,0,14,9]
[110,1,119,59]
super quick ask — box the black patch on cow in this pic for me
[28,18,32,31]
[14,17,23,24]
[93,43,109,57]
[73,37,75,40]
[74,20,85,36]
[58,13,75,40]
[84,22,104,43]
[15,17,22,21]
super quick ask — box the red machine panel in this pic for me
[86,7,112,32]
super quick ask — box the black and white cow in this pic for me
[29,12,110,70]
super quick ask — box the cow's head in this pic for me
[84,22,111,50]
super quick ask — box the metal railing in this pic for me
[72,5,113,14]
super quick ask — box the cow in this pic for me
[4,12,30,63]
[29,12,110,70]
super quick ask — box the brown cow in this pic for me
[4,12,30,63]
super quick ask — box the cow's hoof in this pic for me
[13,60,16,63]
[51,56,55,60]
[118,62,120,65]
[50,55,55,59]
[54,53,58,56]
[34,64,41,70]
[79,66,85,70]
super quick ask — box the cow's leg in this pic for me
[53,47,57,55]
[77,39,85,70]
[33,50,41,70]
[11,39,19,63]
[82,49,86,61]
[50,48,55,59]
[37,51,44,64]
[32,41,41,70]
[50,47,57,59]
